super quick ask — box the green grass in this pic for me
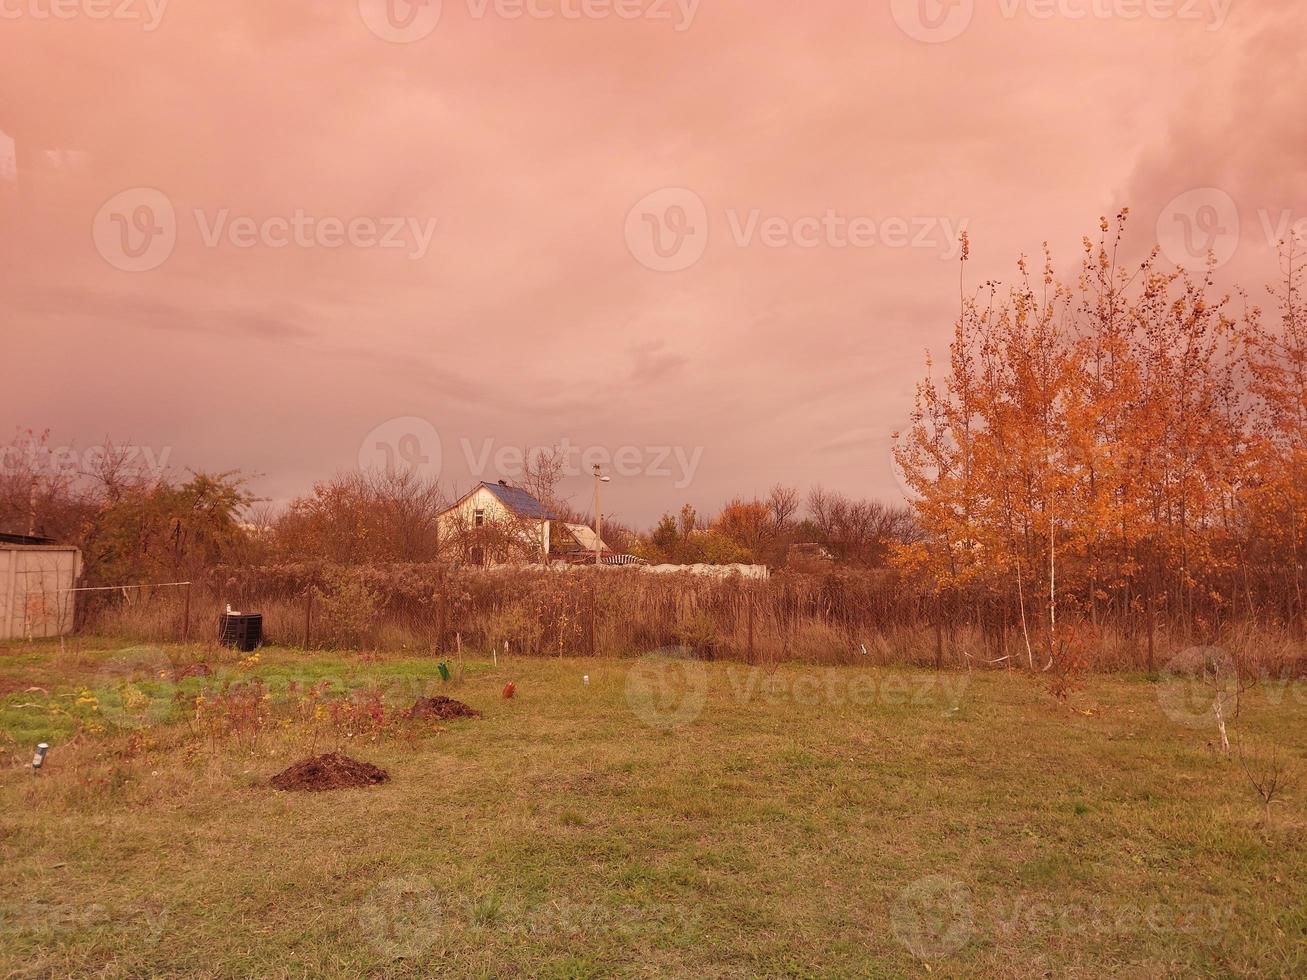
[0,638,1304,977]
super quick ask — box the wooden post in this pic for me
[589,587,597,657]
[746,588,755,664]
[436,569,446,653]
[304,591,313,649]
[182,582,192,643]
[934,591,944,671]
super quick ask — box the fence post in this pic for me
[589,587,597,657]
[304,591,313,649]
[746,587,755,664]
[182,582,192,643]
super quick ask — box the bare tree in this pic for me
[1238,743,1295,827]
[806,486,915,566]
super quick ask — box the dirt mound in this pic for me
[270,753,390,792]
[407,695,482,721]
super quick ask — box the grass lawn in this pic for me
[0,638,1304,978]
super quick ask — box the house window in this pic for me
[474,508,485,528]
[471,546,485,566]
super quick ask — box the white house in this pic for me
[436,482,612,565]
[437,481,557,565]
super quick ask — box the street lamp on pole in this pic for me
[593,464,611,566]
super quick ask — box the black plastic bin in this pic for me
[218,612,263,652]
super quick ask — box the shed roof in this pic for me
[0,531,56,545]
[564,523,610,553]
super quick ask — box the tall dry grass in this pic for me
[69,563,1307,676]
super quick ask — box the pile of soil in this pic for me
[407,695,482,721]
[270,753,390,792]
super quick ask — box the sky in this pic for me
[2,0,1305,527]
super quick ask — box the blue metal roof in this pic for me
[481,482,556,519]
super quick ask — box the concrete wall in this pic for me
[0,545,82,640]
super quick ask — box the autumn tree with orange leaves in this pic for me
[894,213,1305,670]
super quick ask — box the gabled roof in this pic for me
[483,481,555,519]
[442,481,558,520]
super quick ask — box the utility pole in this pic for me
[593,464,611,566]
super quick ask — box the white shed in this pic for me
[0,541,82,640]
